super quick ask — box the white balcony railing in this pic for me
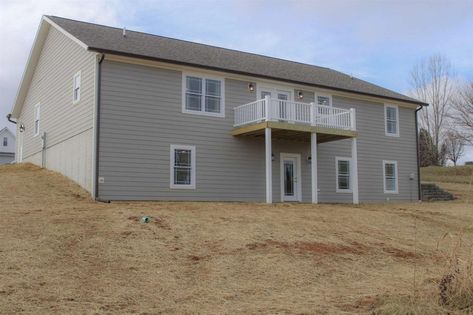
[234,96,356,131]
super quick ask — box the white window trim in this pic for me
[170,144,196,189]
[315,92,333,106]
[33,103,40,137]
[383,160,399,194]
[336,157,352,193]
[182,72,225,118]
[73,71,81,104]
[384,104,399,137]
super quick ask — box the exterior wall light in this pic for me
[298,91,304,100]
[248,83,255,92]
[19,124,25,132]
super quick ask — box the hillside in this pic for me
[422,165,473,184]
[1,164,473,314]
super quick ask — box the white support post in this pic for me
[350,108,357,131]
[310,102,315,126]
[265,127,272,204]
[311,132,318,204]
[264,95,271,121]
[351,137,359,204]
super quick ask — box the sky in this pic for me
[1,0,472,162]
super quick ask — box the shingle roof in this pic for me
[48,16,426,106]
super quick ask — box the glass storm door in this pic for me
[281,154,300,201]
[260,89,291,121]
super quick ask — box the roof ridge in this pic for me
[46,15,334,72]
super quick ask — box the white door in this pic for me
[280,153,302,202]
[260,88,292,121]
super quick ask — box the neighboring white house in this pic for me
[0,127,15,164]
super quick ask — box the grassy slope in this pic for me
[1,164,473,314]
[421,165,473,184]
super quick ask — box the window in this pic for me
[336,157,352,192]
[183,73,224,117]
[385,104,399,136]
[73,71,81,103]
[3,137,7,147]
[316,94,332,106]
[34,103,40,137]
[170,144,196,189]
[383,160,398,193]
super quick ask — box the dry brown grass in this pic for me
[422,165,473,184]
[1,164,473,314]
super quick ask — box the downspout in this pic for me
[415,105,423,201]
[95,53,105,201]
[6,114,17,124]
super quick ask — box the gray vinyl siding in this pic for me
[18,26,96,159]
[98,60,419,202]
[318,96,419,202]
[99,61,261,201]
[294,90,315,104]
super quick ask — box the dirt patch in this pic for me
[246,239,367,255]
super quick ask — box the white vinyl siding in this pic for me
[182,73,224,117]
[73,71,81,103]
[170,144,196,189]
[383,160,398,193]
[385,104,399,136]
[336,157,352,193]
[33,103,40,137]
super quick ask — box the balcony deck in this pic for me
[232,97,357,143]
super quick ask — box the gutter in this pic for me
[95,53,105,200]
[87,47,429,108]
[415,105,424,201]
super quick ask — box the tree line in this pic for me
[409,55,472,166]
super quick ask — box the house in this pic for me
[0,127,15,164]
[8,16,428,203]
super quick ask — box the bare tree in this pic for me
[409,54,455,165]
[451,81,473,144]
[445,131,465,166]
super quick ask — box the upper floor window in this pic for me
[383,160,398,193]
[73,71,81,103]
[34,103,40,137]
[170,144,196,189]
[336,157,352,193]
[3,137,7,147]
[385,104,399,136]
[183,73,224,117]
[317,94,332,106]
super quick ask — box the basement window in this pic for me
[383,160,398,194]
[336,157,352,193]
[170,144,196,189]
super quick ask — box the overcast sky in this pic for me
[1,0,472,162]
